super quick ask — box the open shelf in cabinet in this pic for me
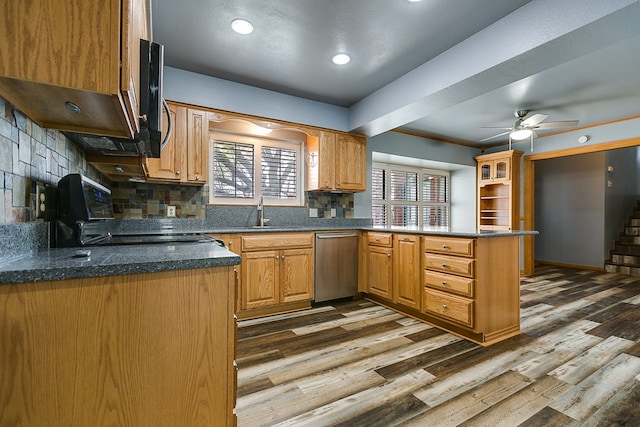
[479,183,511,229]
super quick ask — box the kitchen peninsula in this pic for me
[0,240,241,427]
[361,227,537,346]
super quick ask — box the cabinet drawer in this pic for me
[367,232,393,247]
[241,232,314,251]
[424,288,474,328]
[423,237,474,257]
[425,254,475,278]
[424,271,474,297]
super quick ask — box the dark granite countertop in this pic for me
[204,226,538,238]
[0,240,241,285]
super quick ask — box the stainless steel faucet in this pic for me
[257,194,264,226]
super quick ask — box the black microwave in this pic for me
[64,39,166,158]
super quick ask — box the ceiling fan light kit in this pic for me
[482,109,579,152]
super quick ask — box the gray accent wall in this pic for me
[533,145,638,268]
[604,147,640,253]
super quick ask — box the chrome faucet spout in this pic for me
[257,194,264,226]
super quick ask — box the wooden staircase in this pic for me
[605,200,640,276]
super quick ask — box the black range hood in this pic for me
[65,39,167,158]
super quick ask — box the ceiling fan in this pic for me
[480,110,579,151]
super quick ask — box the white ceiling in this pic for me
[151,0,640,148]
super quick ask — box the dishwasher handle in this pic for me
[316,232,359,239]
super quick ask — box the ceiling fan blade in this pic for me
[521,113,548,127]
[480,130,511,142]
[479,126,513,130]
[534,120,579,129]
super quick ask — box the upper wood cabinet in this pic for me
[336,133,367,191]
[145,102,209,185]
[475,150,523,231]
[0,0,149,139]
[307,131,366,192]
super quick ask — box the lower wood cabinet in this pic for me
[238,232,314,318]
[0,267,237,426]
[366,232,393,299]
[365,232,421,311]
[393,234,421,310]
[422,235,521,345]
[363,231,521,346]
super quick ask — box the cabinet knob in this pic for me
[442,304,448,310]
[441,281,447,285]
[442,263,448,268]
[386,253,391,257]
[281,255,285,259]
[442,244,448,249]
[275,256,279,259]
[175,170,181,176]
[228,242,232,246]
[195,174,200,180]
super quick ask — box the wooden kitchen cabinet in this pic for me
[145,102,209,185]
[423,235,521,345]
[0,267,237,426]
[336,133,367,191]
[476,150,522,231]
[0,0,149,139]
[393,234,421,310]
[239,232,314,318]
[306,131,366,192]
[366,232,394,300]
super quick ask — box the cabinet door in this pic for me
[145,102,185,180]
[217,233,243,313]
[368,246,393,300]
[242,251,279,310]
[336,134,366,191]
[393,235,421,310]
[478,158,511,184]
[186,108,209,183]
[280,248,314,303]
[120,0,149,135]
[306,131,336,191]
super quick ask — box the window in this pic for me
[210,132,303,205]
[372,162,449,228]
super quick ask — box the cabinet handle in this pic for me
[442,304,448,310]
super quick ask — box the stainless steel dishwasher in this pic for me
[314,232,359,302]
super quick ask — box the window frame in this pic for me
[209,131,304,206]
[372,162,450,229]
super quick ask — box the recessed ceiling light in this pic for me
[231,18,254,35]
[332,53,351,65]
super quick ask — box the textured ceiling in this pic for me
[152,0,640,148]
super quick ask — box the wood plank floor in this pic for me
[236,265,640,426]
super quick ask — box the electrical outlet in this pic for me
[166,205,176,218]
[35,184,46,219]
